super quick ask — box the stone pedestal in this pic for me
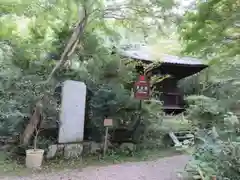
[64,144,83,159]
[46,144,83,159]
[46,144,58,159]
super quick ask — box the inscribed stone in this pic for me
[58,80,86,143]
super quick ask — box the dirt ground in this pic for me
[1,155,189,180]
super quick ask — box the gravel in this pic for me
[1,155,189,180]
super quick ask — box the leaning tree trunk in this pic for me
[21,100,43,145]
[21,4,89,146]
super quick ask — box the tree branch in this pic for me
[45,2,89,83]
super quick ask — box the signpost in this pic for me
[103,118,113,157]
[102,76,149,157]
[134,75,150,130]
[134,75,150,100]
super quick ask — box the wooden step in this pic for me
[177,136,193,140]
[168,131,195,147]
[168,132,182,147]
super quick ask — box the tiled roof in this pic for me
[118,46,206,66]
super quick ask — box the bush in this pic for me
[183,112,240,180]
[185,95,226,129]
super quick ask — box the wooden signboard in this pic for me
[104,118,113,127]
[134,75,150,100]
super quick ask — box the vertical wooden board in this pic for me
[58,80,86,143]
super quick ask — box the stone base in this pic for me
[46,141,113,159]
[64,144,83,159]
[82,141,114,155]
[46,143,83,159]
[46,144,58,159]
[120,143,136,152]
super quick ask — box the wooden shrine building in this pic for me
[118,45,208,114]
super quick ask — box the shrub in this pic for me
[183,112,240,180]
[185,95,226,129]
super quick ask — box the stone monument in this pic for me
[58,80,86,158]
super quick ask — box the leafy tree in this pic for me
[179,0,240,60]
[179,1,240,179]
[179,0,240,111]
[0,0,175,138]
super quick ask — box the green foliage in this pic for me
[60,50,163,138]
[179,0,240,118]
[185,95,226,129]
[179,0,240,60]
[179,1,240,179]
[0,43,41,135]
[183,113,240,180]
[0,0,175,137]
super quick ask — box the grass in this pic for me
[161,115,192,132]
[0,147,182,177]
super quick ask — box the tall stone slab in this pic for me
[58,80,86,143]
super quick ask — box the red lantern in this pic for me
[134,75,150,100]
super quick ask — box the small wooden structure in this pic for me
[119,45,208,114]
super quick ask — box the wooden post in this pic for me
[103,126,109,157]
[139,100,142,122]
[103,118,113,157]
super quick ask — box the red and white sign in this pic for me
[134,75,150,100]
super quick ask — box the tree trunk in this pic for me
[21,101,42,145]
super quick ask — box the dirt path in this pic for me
[1,155,189,180]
